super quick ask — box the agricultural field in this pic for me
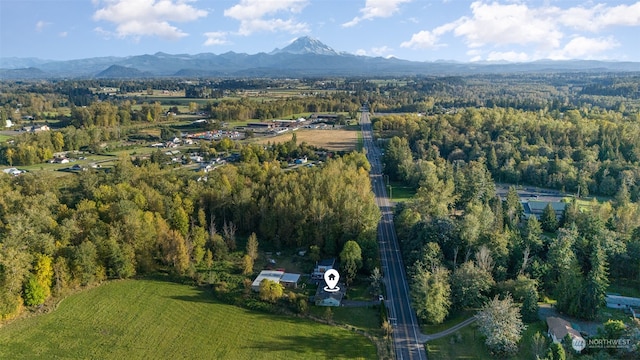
[0,279,376,360]
[253,129,359,151]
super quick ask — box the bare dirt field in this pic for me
[253,129,359,151]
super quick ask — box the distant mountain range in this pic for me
[2,36,639,79]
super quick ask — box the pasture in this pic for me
[0,279,376,360]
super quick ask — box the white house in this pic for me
[51,157,69,164]
[5,119,12,128]
[190,155,204,163]
[312,258,335,279]
[22,124,50,132]
[2,168,23,176]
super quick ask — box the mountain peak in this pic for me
[271,37,339,56]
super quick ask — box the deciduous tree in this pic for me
[241,254,253,275]
[340,240,362,285]
[411,265,451,324]
[246,232,259,261]
[476,294,525,356]
[451,261,495,309]
[259,279,283,303]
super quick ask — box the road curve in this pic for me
[360,111,427,360]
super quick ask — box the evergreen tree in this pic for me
[580,241,609,320]
[492,195,504,232]
[523,215,543,252]
[541,203,559,232]
[546,342,566,360]
[487,146,498,172]
[505,186,524,228]
[560,199,580,228]
[548,226,584,317]
[521,287,539,323]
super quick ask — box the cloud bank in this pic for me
[401,1,640,61]
[93,0,208,40]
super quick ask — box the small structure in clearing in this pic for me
[546,316,585,351]
[251,270,301,292]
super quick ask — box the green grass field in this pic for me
[421,310,476,335]
[0,279,376,360]
[0,134,13,143]
[426,320,548,360]
[388,181,416,203]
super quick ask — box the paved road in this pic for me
[360,111,427,360]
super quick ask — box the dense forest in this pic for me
[0,150,379,320]
[375,107,640,198]
[376,107,640,356]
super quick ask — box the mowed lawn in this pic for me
[254,129,358,151]
[0,279,376,360]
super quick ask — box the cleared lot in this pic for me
[254,129,359,151]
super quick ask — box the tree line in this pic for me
[376,107,640,198]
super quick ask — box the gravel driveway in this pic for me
[538,304,603,336]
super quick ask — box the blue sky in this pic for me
[2,0,640,62]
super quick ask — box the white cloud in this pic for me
[548,36,620,60]
[354,46,395,58]
[35,21,51,32]
[224,0,308,35]
[402,1,640,61]
[203,31,228,46]
[486,51,530,62]
[343,0,412,28]
[400,30,439,49]
[93,0,208,40]
[561,2,640,31]
[452,2,563,49]
[370,46,392,57]
[355,49,367,56]
[597,2,640,28]
[94,27,113,39]
[59,32,69,38]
